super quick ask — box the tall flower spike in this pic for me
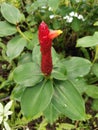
[38,21,62,76]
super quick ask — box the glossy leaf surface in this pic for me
[76,32,98,47]
[0,21,17,37]
[52,80,86,120]
[7,36,27,60]
[44,102,60,124]
[61,57,91,78]
[1,3,21,24]
[21,80,54,118]
[14,62,43,86]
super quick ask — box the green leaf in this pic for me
[27,32,39,50]
[32,45,41,65]
[32,46,59,65]
[11,85,25,101]
[62,57,91,78]
[71,17,81,32]
[48,0,60,11]
[94,21,98,26]
[56,123,75,130]
[52,80,86,120]
[92,99,98,111]
[76,32,98,47]
[52,47,59,65]
[54,63,67,75]
[1,3,21,25]
[85,85,98,99]
[44,102,60,124]
[0,21,17,37]
[71,77,89,94]
[51,70,67,80]
[21,80,54,118]
[18,52,32,65]
[6,36,27,60]
[92,63,98,77]
[13,62,43,86]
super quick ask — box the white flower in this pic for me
[49,14,55,19]
[0,101,13,130]
[63,15,73,23]
[78,14,85,21]
[67,17,73,23]
[48,7,53,11]
[69,12,75,17]
[4,121,11,130]
[26,127,30,130]
[63,15,68,20]
[41,6,47,9]
[75,0,80,2]
[74,12,78,17]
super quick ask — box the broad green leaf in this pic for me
[48,0,60,11]
[92,63,98,77]
[21,80,54,118]
[92,99,98,111]
[76,32,98,47]
[1,3,21,25]
[44,102,60,124]
[53,19,61,29]
[18,52,32,65]
[61,57,91,78]
[11,85,25,101]
[52,80,86,120]
[51,70,67,80]
[54,63,67,75]
[30,0,47,13]
[27,32,39,50]
[32,45,41,65]
[7,36,27,60]
[14,62,43,86]
[71,17,81,32]
[0,21,17,37]
[71,77,89,94]
[32,46,59,65]
[52,47,59,65]
[85,85,98,99]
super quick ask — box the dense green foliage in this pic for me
[0,0,98,129]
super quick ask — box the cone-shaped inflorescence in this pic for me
[38,21,62,76]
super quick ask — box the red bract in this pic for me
[38,21,62,76]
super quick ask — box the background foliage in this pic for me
[0,0,98,130]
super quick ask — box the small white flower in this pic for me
[75,0,80,2]
[41,6,47,9]
[48,7,53,11]
[78,14,85,21]
[0,116,3,124]
[78,14,83,19]
[26,127,30,130]
[49,14,55,19]
[74,12,78,17]
[0,101,13,130]
[63,15,73,23]
[69,12,75,17]
[67,17,73,23]
[4,121,11,130]
[63,15,68,19]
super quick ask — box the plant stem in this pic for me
[93,45,98,63]
[16,26,31,42]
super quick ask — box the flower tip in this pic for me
[57,30,63,35]
[49,29,63,40]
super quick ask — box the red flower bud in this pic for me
[38,21,62,76]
